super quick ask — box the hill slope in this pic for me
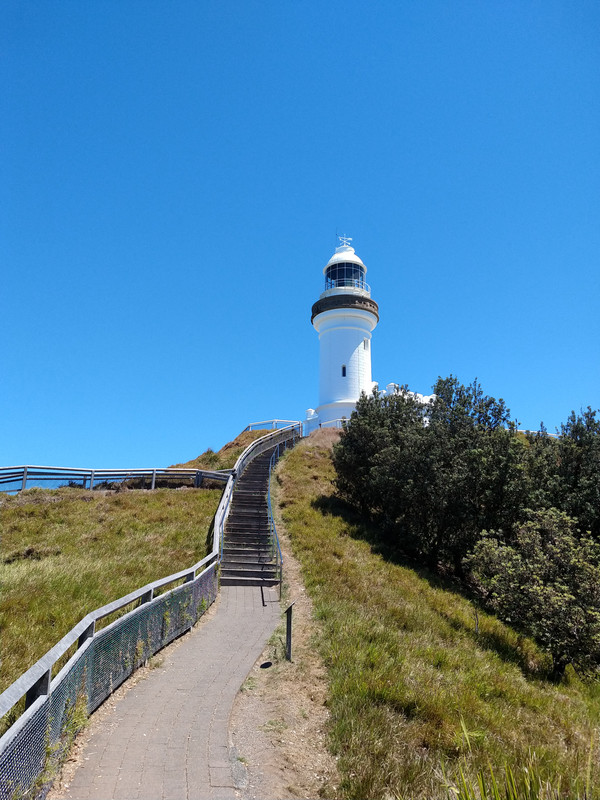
[0,432,265,727]
[275,429,600,798]
[171,429,267,470]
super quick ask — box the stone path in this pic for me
[60,585,281,800]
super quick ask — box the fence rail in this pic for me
[0,465,231,494]
[0,422,302,800]
[267,439,297,593]
[215,423,302,562]
[243,419,301,431]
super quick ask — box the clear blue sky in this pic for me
[2,1,599,467]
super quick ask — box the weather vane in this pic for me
[338,234,352,248]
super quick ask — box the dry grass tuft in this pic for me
[171,429,267,470]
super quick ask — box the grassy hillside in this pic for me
[275,430,600,799]
[171,429,267,470]
[0,431,272,707]
[0,431,268,706]
[0,488,221,698]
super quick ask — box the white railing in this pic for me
[243,419,301,431]
[0,465,231,494]
[215,423,303,561]
[0,423,303,800]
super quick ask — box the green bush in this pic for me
[465,509,600,677]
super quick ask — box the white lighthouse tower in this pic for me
[307,237,379,429]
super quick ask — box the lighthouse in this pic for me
[306,237,379,429]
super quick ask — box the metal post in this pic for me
[140,588,153,604]
[78,620,95,649]
[21,466,28,492]
[285,602,295,661]
[151,470,156,490]
[25,669,51,709]
[90,471,95,490]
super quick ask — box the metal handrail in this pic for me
[0,424,302,739]
[0,465,231,493]
[268,447,284,589]
[264,429,303,593]
[216,423,303,561]
[243,419,301,431]
[0,552,215,721]
[324,277,371,294]
[304,418,349,434]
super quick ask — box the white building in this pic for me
[305,238,433,432]
[305,238,379,431]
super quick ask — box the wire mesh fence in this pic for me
[0,564,217,800]
[0,422,303,799]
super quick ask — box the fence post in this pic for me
[151,470,156,490]
[90,471,95,489]
[285,602,295,661]
[21,466,28,492]
[78,620,95,648]
[140,588,153,604]
[25,669,51,710]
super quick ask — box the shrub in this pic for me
[465,508,600,677]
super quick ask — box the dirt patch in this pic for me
[3,546,62,564]
[229,449,340,800]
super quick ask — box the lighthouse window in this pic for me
[342,365,346,377]
[325,262,368,292]
[364,339,369,350]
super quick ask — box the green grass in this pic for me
[0,428,273,735]
[274,429,600,799]
[0,486,222,700]
[0,430,272,717]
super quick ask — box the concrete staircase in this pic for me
[220,447,280,587]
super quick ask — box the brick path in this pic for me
[60,585,281,800]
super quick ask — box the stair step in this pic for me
[224,540,271,549]
[223,555,274,565]
[226,520,270,528]
[223,540,271,549]
[225,535,271,542]
[221,565,279,580]
[218,442,287,588]
[220,575,280,587]
[226,524,270,533]
[225,523,270,531]
[222,549,272,559]
[225,525,269,532]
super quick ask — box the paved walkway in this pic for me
[60,585,281,800]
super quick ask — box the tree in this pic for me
[422,377,526,569]
[333,377,528,571]
[332,388,425,517]
[554,408,600,539]
[465,509,600,677]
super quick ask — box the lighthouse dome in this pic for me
[322,238,370,295]
[323,242,367,272]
